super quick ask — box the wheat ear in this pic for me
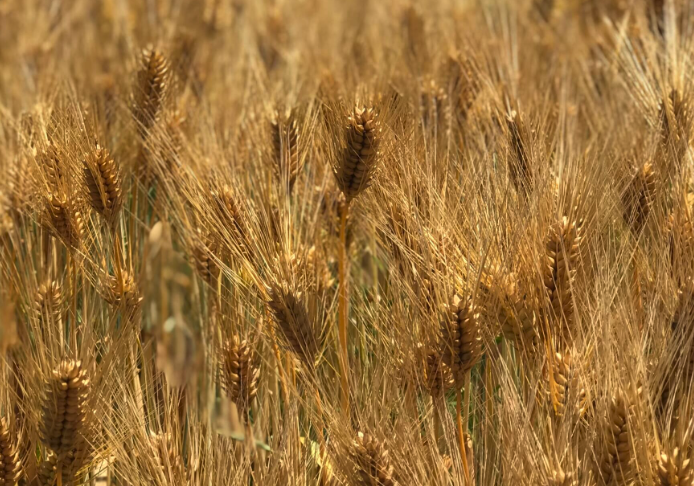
[219,335,260,421]
[351,432,399,486]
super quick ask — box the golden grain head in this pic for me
[335,106,381,202]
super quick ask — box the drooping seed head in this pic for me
[266,282,321,368]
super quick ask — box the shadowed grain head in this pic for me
[623,161,657,234]
[267,282,321,368]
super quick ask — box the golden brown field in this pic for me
[0,0,693,484]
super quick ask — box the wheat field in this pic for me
[0,0,693,484]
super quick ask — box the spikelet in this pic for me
[39,359,91,484]
[506,110,533,195]
[192,228,221,287]
[270,107,303,190]
[149,432,184,484]
[43,194,84,251]
[335,106,381,202]
[211,184,247,243]
[623,162,657,234]
[668,192,694,286]
[542,352,574,418]
[548,468,575,486]
[659,88,691,166]
[402,6,428,70]
[266,282,320,367]
[423,350,454,398]
[162,109,185,172]
[440,294,483,386]
[0,417,22,485]
[134,47,170,134]
[420,77,450,132]
[82,145,122,226]
[351,432,398,486]
[36,452,58,486]
[219,335,260,419]
[658,447,693,486]
[40,360,90,455]
[447,54,480,122]
[599,393,633,484]
[35,280,63,326]
[38,144,65,193]
[104,270,143,319]
[544,217,582,342]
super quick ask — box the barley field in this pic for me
[0,0,693,484]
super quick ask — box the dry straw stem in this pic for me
[134,47,170,134]
[351,432,399,486]
[0,417,22,485]
[82,144,122,227]
[622,161,657,234]
[543,216,582,342]
[219,335,260,420]
[266,282,321,369]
